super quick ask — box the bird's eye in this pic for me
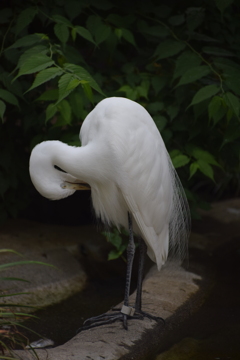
[54,165,67,173]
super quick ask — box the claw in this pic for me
[76,308,164,334]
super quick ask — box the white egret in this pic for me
[29,97,190,330]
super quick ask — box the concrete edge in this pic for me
[10,261,211,360]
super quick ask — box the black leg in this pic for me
[134,238,165,324]
[76,213,164,333]
[135,238,147,312]
[77,211,139,333]
[121,212,136,329]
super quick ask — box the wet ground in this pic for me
[22,249,141,346]
[23,275,126,345]
[21,215,240,359]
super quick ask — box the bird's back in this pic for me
[80,97,189,270]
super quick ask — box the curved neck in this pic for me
[52,142,107,184]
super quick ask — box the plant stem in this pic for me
[140,13,224,94]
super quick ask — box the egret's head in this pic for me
[29,141,88,200]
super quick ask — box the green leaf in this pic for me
[214,58,240,71]
[107,245,126,260]
[86,15,101,37]
[189,162,199,179]
[37,89,59,101]
[75,26,95,44]
[0,89,19,107]
[57,99,72,124]
[215,0,234,13]
[148,102,164,113]
[14,54,54,80]
[191,33,220,43]
[171,154,190,168]
[95,23,111,45]
[223,92,240,118]
[57,73,81,103]
[153,115,167,131]
[54,23,69,44]
[136,80,150,99]
[176,66,211,87]
[82,82,94,103]
[197,159,214,181]
[208,96,226,125]
[63,63,104,95]
[46,103,57,122]
[108,249,121,260]
[169,149,181,158]
[0,260,55,270]
[118,85,138,100]
[1,312,37,318]
[87,15,111,45]
[52,14,73,27]
[154,40,186,60]
[166,104,179,120]
[114,28,122,39]
[71,27,77,41]
[192,148,220,167]
[0,249,22,255]
[122,29,137,47]
[0,100,6,121]
[15,7,38,36]
[151,74,168,94]
[202,46,235,57]
[17,45,49,69]
[186,8,205,32]
[173,51,202,80]
[220,124,240,148]
[27,67,63,92]
[69,92,86,119]
[105,230,122,250]
[8,33,47,49]
[188,85,220,107]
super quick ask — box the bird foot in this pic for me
[77,305,143,333]
[136,309,165,324]
[77,305,164,333]
[113,306,165,324]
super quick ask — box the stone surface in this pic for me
[11,263,202,360]
[1,212,221,360]
[0,219,90,311]
[199,198,240,224]
[1,198,238,359]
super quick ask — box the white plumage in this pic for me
[29,97,189,271]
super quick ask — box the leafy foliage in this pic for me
[0,0,240,223]
[103,228,130,261]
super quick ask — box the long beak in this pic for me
[61,181,91,190]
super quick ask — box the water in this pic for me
[23,277,126,345]
[155,217,240,360]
